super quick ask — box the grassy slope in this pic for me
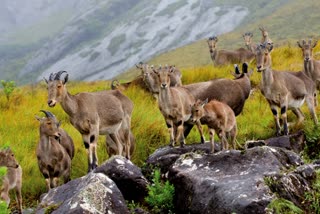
[2,0,320,209]
[1,42,320,208]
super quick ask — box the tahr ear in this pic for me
[297,41,302,48]
[202,98,208,107]
[169,66,175,73]
[35,115,42,121]
[234,64,240,74]
[43,77,48,84]
[313,40,318,48]
[64,74,69,84]
[266,42,273,52]
[242,62,248,73]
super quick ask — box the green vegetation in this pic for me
[0,167,9,214]
[267,198,303,214]
[303,121,320,160]
[1,80,16,102]
[304,170,320,214]
[145,169,175,213]
[1,43,320,211]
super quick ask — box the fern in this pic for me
[267,198,303,214]
[145,169,175,213]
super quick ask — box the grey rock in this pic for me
[167,146,302,214]
[94,155,149,203]
[145,142,221,176]
[36,172,129,214]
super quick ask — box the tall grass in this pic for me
[1,44,320,208]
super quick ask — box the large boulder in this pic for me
[94,155,149,203]
[167,146,304,214]
[36,172,129,214]
[145,142,221,176]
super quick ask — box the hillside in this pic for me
[1,0,319,85]
[1,42,320,210]
[0,0,248,84]
[117,0,320,81]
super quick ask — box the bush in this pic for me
[145,169,175,213]
[303,124,320,159]
[1,80,16,102]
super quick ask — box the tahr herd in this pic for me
[1,26,319,212]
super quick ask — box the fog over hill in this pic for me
[0,0,249,83]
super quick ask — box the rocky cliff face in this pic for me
[1,0,248,83]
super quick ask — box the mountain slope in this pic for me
[0,0,319,84]
[117,0,320,81]
[18,0,249,83]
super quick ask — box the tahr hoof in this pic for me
[201,137,205,144]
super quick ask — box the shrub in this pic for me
[145,169,175,213]
[0,80,16,102]
[303,123,320,159]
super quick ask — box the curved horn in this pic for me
[49,73,55,81]
[54,71,67,80]
[40,110,55,118]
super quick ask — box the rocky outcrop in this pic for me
[36,172,129,214]
[94,155,149,203]
[35,132,317,213]
[167,147,303,214]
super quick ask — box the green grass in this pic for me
[1,43,320,209]
[267,198,303,214]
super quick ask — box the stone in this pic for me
[167,146,303,213]
[94,155,149,203]
[36,172,129,214]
